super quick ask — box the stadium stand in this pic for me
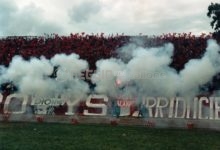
[0,32,219,114]
[0,33,217,81]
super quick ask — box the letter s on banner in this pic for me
[83,95,108,116]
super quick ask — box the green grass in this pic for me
[0,122,220,150]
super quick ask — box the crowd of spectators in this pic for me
[0,32,214,71]
[0,32,219,114]
[0,33,128,69]
[0,32,219,91]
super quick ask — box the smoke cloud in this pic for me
[0,39,220,104]
[0,54,89,101]
[92,39,220,101]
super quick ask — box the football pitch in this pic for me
[0,122,220,150]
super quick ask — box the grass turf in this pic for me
[0,122,220,150]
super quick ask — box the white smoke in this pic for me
[0,39,220,103]
[51,53,89,100]
[92,39,220,101]
[92,58,126,97]
[0,53,89,101]
[179,40,220,97]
